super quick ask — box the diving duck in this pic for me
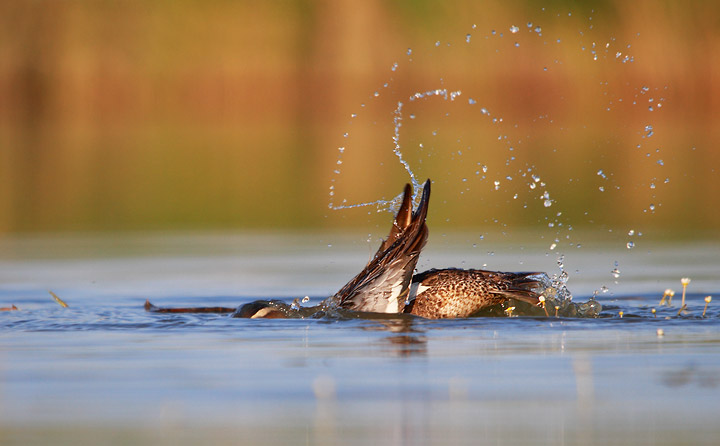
[146,179,546,319]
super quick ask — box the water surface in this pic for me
[1,233,719,445]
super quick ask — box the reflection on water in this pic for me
[1,233,720,445]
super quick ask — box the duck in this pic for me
[146,179,547,319]
[405,268,545,318]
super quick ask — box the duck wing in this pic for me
[328,179,431,313]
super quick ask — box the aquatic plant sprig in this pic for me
[680,278,690,305]
[677,278,691,315]
[703,296,712,317]
[659,288,674,306]
[49,290,69,308]
[538,296,549,316]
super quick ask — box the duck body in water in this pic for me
[147,179,551,319]
[406,268,546,319]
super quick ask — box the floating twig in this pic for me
[49,291,69,308]
[1,304,18,311]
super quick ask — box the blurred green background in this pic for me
[1,0,718,237]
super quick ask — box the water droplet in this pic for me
[514,42,520,48]
[406,48,412,55]
[601,285,609,293]
[435,41,441,47]
[628,229,635,236]
[550,243,557,251]
[302,296,310,303]
[534,26,542,33]
[544,200,552,207]
[626,241,635,249]
[664,177,670,184]
[598,186,605,192]
[510,25,519,33]
[482,165,488,173]
[644,125,654,137]
[391,62,398,71]
[597,169,607,179]
[466,34,471,43]
[611,268,620,279]
[373,91,379,97]
[650,183,656,189]
[494,180,501,190]
[656,159,664,166]
[351,113,357,118]
[649,204,656,211]
[338,146,345,153]
[468,98,476,105]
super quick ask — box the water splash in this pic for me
[330,87,461,213]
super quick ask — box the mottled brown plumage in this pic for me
[405,268,543,318]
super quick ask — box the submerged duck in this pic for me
[146,179,547,319]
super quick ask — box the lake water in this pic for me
[1,232,719,445]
